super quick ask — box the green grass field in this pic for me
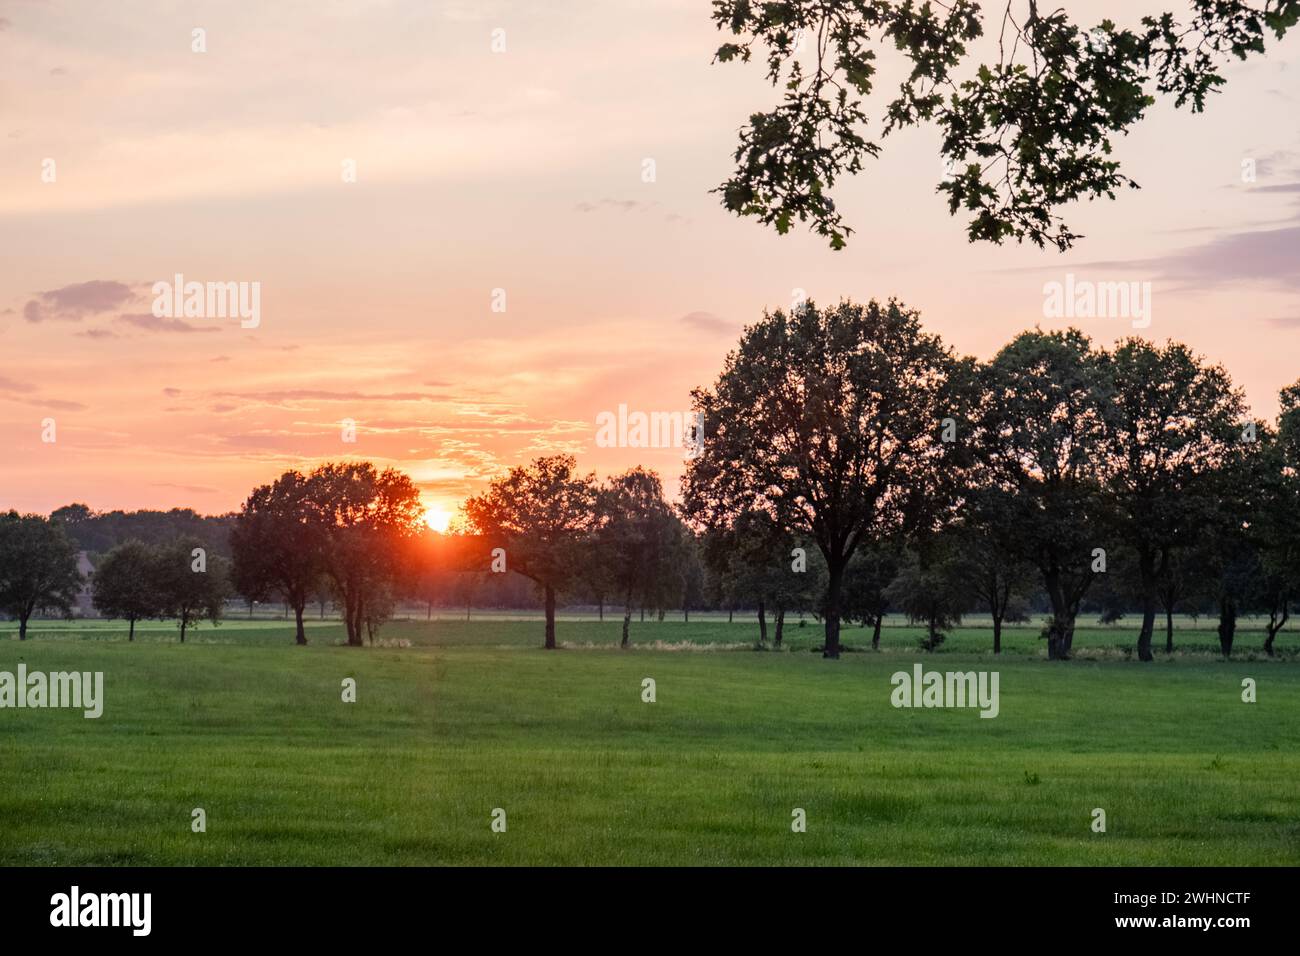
[2,616,1298,865]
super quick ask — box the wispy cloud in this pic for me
[118,313,220,334]
[680,311,734,334]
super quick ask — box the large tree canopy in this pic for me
[305,462,425,648]
[712,0,1299,249]
[975,328,1111,660]
[1097,338,1247,660]
[231,470,324,646]
[682,298,972,658]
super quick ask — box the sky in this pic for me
[2,0,1299,526]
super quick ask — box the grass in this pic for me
[1,616,1298,865]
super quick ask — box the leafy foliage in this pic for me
[712,0,1299,249]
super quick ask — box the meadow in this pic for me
[1,615,1297,866]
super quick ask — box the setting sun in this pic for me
[423,505,453,534]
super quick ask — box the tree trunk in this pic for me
[823,559,845,659]
[1165,608,1174,654]
[180,617,187,643]
[1044,571,1071,660]
[728,608,733,624]
[18,614,29,641]
[757,598,767,645]
[774,608,785,648]
[1135,551,1156,662]
[1264,605,1287,657]
[992,615,1002,655]
[294,603,307,645]
[598,597,603,622]
[1217,598,1236,657]
[871,615,882,651]
[544,584,557,649]
[347,591,364,647]
[640,607,645,623]
[621,595,632,649]
[129,616,136,642]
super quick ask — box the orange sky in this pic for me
[3,1,1299,519]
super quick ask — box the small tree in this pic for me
[840,540,901,650]
[464,455,598,649]
[594,468,678,648]
[152,537,229,643]
[0,512,83,640]
[231,470,324,645]
[91,539,161,641]
[885,546,965,652]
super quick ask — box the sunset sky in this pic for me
[3,0,1299,521]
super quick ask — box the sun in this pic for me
[423,505,453,534]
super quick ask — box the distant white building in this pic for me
[73,551,98,618]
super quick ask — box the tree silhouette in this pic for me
[683,299,971,658]
[464,455,598,649]
[712,0,1299,249]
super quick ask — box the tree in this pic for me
[1254,384,1300,655]
[596,468,679,647]
[683,299,971,658]
[976,329,1111,660]
[711,1,1298,249]
[464,455,598,649]
[885,544,966,652]
[674,525,707,625]
[230,470,324,645]
[706,508,815,648]
[152,537,229,643]
[1098,339,1247,661]
[305,462,425,647]
[0,512,83,640]
[839,539,900,650]
[948,489,1037,654]
[91,539,161,641]
[1178,413,1271,658]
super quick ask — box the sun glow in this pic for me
[423,505,453,534]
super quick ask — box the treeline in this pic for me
[3,301,1297,661]
[459,301,1300,662]
[680,301,1300,661]
[51,503,234,560]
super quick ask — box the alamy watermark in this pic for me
[0,665,103,718]
[152,273,260,328]
[1043,273,1152,329]
[595,404,704,459]
[890,664,999,718]
[50,886,150,936]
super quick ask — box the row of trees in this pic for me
[0,513,231,643]
[92,539,228,641]
[6,303,1297,659]
[454,301,1299,662]
[682,300,1299,660]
